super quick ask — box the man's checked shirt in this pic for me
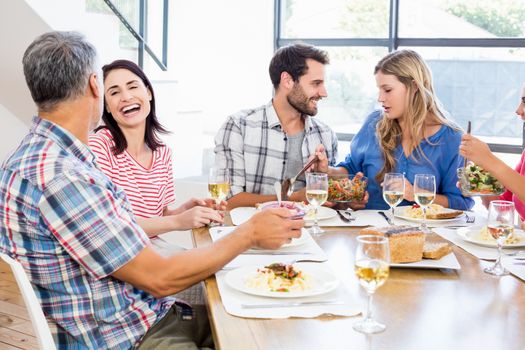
[0,117,174,349]
[214,101,338,196]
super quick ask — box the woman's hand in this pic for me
[348,191,369,210]
[459,134,493,168]
[181,197,227,211]
[172,206,224,229]
[403,178,414,202]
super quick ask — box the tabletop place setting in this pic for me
[199,164,525,344]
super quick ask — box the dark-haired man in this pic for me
[215,43,338,209]
[0,31,302,349]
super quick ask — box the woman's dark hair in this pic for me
[95,59,170,155]
[269,43,329,89]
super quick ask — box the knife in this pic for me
[378,211,393,225]
[241,251,314,255]
[241,300,344,309]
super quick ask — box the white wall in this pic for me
[1,0,275,179]
[156,0,275,179]
[0,105,29,162]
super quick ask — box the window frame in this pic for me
[274,0,525,154]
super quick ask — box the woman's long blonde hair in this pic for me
[374,49,458,183]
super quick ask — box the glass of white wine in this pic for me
[305,172,328,236]
[353,235,390,334]
[413,174,436,232]
[485,200,515,276]
[383,173,405,225]
[208,167,230,226]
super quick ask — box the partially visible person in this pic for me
[90,59,223,239]
[460,84,525,221]
[0,30,303,349]
[214,43,338,209]
[316,49,474,210]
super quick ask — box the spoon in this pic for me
[282,155,319,200]
[274,181,282,206]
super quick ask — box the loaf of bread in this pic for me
[422,242,451,259]
[360,225,425,263]
[425,210,463,220]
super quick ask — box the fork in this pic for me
[338,210,355,222]
[504,250,525,257]
[337,210,351,223]
[465,212,475,224]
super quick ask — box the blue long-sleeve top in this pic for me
[337,110,474,210]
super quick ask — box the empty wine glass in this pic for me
[485,200,515,276]
[414,174,436,232]
[208,167,230,226]
[305,173,328,236]
[383,173,405,225]
[353,235,390,334]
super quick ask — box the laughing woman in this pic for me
[316,50,474,210]
[89,60,223,243]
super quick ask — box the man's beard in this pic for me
[287,85,319,116]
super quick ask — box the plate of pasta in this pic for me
[225,263,339,298]
[394,204,465,223]
[456,226,525,248]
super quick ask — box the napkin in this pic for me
[230,207,386,227]
[215,268,362,319]
[319,209,390,227]
[210,226,328,269]
[502,257,525,282]
[434,227,499,260]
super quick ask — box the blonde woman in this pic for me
[316,49,474,210]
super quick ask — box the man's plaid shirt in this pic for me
[214,101,338,196]
[0,117,174,349]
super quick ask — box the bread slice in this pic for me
[422,242,451,259]
[426,210,463,220]
[360,226,425,263]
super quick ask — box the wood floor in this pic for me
[0,260,38,349]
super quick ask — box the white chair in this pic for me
[0,253,56,349]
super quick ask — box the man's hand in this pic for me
[312,144,329,173]
[242,208,304,250]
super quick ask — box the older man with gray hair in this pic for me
[0,31,303,349]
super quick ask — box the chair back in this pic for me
[0,253,56,349]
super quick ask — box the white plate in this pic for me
[390,251,461,270]
[225,263,340,298]
[394,207,465,223]
[456,226,525,248]
[230,206,337,226]
[303,206,337,222]
[252,230,310,250]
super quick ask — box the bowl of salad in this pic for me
[257,201,306,220]
[457,163,505,196]
[327,174,368,203]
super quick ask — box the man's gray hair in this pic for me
[22,31,97,112]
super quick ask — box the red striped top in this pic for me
[88,128,175,218]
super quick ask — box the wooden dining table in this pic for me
[192,218,525,350]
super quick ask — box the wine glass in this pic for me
[484,200,515,276]
[305,173,328,236]
[353,235,390,334]
[383,173,405,225]
[208,167,230,226]
[413,174,436,232]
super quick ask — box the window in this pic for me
[276,0,525,154]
